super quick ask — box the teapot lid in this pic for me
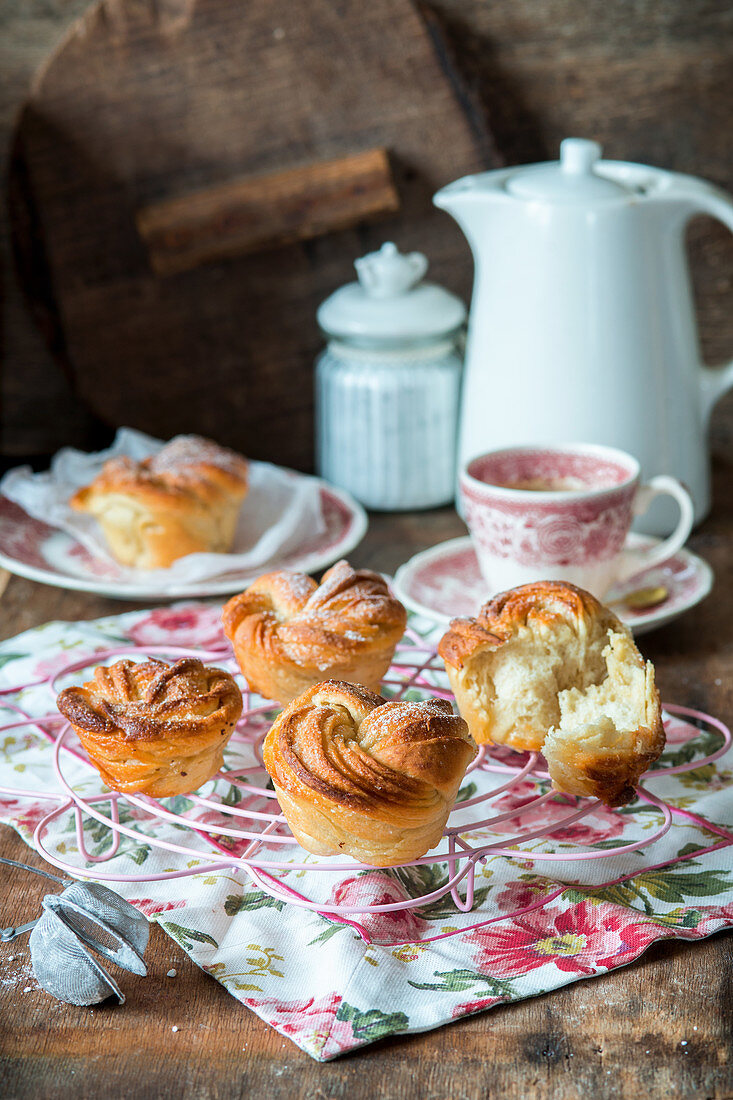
[317,242,466,344]
[506,138,634,204]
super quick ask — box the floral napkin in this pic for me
[0,603,732,1061]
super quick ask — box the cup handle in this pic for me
[614,476,695,585]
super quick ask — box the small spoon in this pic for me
[613,584,669,612]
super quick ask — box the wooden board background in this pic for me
[1,0,733,469]
[5,0,496,471]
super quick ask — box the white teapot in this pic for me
[435,138,733,533]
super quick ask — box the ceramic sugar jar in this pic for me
[316,243,466,510]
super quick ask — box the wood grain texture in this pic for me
[1,490,733,1098]
[137,148,400,276]
[0,0,101,463]
[428,0,733,368]
[3,0,733,463]
[8,0,491,472]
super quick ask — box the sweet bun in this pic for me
[56,657,243,797]
[438,581,664,806]
[262,680,477,866]
[71,435,249,569]
[221,560,407,705]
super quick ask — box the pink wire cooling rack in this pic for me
[0,628,731,946]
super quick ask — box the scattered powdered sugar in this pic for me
[283,572,318,604]
[1,955,33,992]
[364,698,464,738]
[147,436,247,481]
[172,1025,179,1033]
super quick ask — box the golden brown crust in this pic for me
[546,736,665,808]
[263,680,477,865]
[438,581,620,671]
[71,436,249,510]
[57,657,243,796]
[222,560,407,705]
[438,581,664,806]
[71,436,249,569]
[436,616,504,673]
[438,582,621,752]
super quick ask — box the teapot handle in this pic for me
[672,180,733,422]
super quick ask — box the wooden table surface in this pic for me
[1,497,732,1100]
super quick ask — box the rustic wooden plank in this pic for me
[3,1,733,463]
[8,0,491,471]
[427,0,733,368]
[2,822,731,1100]
[0,569,12,600]
[0,0,102,464]
[137,148,400,276]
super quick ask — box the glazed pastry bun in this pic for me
[438,581,665,806]
[57,657,243,797]
[71,435,249,569]
[221,560,407,705]
[263,681,477,866]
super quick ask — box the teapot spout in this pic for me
[434,175,487,213]
[433,174,503,252]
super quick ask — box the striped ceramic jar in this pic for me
[316,339,463,510]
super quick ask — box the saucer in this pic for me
[393,534,713,635]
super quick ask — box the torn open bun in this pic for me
[438,581,664,806]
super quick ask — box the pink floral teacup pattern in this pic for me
[460,444,694,599]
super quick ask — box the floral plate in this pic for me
[393,534,713,635]
[0,481,367,601]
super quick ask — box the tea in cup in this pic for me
[459,444,694,599]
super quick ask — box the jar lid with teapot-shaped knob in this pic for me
[317,241,466,348]
[315,243,466,510]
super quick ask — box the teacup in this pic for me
[459,444,694,599]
